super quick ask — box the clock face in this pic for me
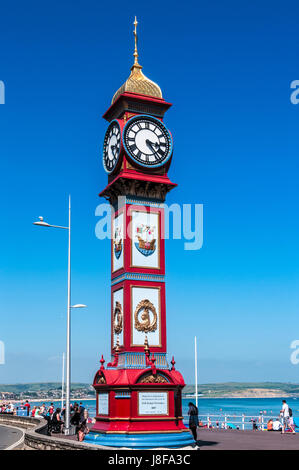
[123,115,172,168]
[103,120,121,173]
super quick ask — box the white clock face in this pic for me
[123,116,172,167]
[103,121,121,173]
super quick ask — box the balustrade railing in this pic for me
[182,413,278,431]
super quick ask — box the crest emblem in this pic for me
[113,301,123,335]
[114,226,122,260]
[134,299,157,333]
[135,224,156,257]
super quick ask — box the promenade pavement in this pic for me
[26,422,299,450]
[49,427,299,450]
[0,425,23,450]
[196,428,299,450]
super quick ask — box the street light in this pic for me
[60,305,87,416]
[33,195,86,435]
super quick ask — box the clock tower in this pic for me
[85,18,195,449]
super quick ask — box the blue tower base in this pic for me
[84,430,195,449]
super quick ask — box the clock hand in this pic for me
[111,144,117,156]
[145,139,159,154]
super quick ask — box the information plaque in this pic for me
[98,392,109,415]
[138,392,168,415]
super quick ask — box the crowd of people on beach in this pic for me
[0,402,15,414]
[187,399,298,439]
[0,400,92,441]
[0,400,31,415]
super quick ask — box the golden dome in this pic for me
[111,17,163,104]
[111,63,162,104]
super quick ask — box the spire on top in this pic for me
[133,16,139,66]
[111,17,163,104]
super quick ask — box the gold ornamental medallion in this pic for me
[113,301,123,334]
[134,299,157,333]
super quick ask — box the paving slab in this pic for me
[196,429,299,450]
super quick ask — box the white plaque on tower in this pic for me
[138,392,168,415]
[98,392,109,415]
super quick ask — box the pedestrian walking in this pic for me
[280,400,295,434]
[188,402,199,442]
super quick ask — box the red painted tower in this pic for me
[86,18,194,449]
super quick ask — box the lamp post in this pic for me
[194,336,198,408]
[61,352,65,411]
[33,196,86,435]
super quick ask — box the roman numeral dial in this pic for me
[123,115,173,168]
[103,120,122,174]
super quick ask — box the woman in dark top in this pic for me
[46,407,62,435]
[71,403,80,426]
[188,402,199,441]
[52,408,62,433]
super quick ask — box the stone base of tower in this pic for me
[86,363,195,449]
[84,430,194,449]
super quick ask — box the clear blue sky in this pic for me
[0,0,299,384]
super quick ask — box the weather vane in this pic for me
[133,16,139,65]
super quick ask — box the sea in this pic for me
[16,397,299,431]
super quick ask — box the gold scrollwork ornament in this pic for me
[113,301,123,335]
[134,299,157,333]
[139,374,168,384]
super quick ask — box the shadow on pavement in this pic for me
[196,439,218,448]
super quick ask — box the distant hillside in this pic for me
[1,382,299,399]
[0,383,91,393]
[184,382,299,398]
[0,382,95,400]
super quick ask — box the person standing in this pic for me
[188,402,199,442]
[71,402,80,426]
[51,408,62,433]
[280,400,292,434]
[47,403,54,416]
[24,400,30,416]
[79,402,85,424]
[250,418,258,431]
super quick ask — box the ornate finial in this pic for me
[100,354,105,370]
[150,353,157,375]
[171,356,176,371]
[133,16,139,66]
[107,338,120,368]
[144,335,149,352]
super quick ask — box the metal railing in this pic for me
[183,413,277,431]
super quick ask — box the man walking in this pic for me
[280,400,294,434]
